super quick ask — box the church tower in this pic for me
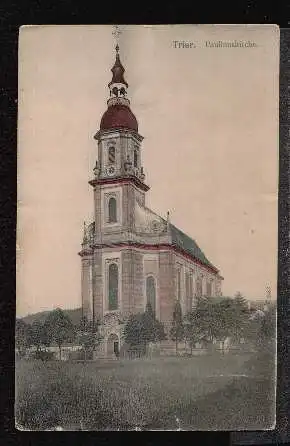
[91,44,149,242]
[79,42,223,358]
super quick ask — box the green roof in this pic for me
[170,224,217,271]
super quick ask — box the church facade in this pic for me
[79,45,223,357]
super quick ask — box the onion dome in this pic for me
[100,104,138,131]
[99,45,138,132]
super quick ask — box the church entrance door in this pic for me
[107,333,119,358]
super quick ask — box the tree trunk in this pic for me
[190,343,193,356]
[58,345,62,361]
[175,338,178,356]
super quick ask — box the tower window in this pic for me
[108,146,116,164]
[146,276,156,315]
[133,149,138,168]
[108,197,117,223]
[108,263,118,310]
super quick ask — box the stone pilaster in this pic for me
[81,255,93,321]
[132,250,144,313]
[122,183,135,232]
[159,250,174,324]
[121,249,133,316]
[94,185,102,235]
[93,249,103,321]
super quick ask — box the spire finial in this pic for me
[108,26,128,89]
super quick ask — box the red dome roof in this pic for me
[100,104,138,132]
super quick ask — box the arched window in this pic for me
[133,149,138,168]
[108,197,117,223]
[206,281,212,297]
[108,263,118,310]
[177,268,181,301]
[108,146,116,164]
[196,277,202,298]
[146,276,156,315]
[186,272,193,312]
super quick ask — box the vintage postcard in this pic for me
[16,24,279,431]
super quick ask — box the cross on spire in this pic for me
[112,25,122,46]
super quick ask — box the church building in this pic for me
[79,45,223,357]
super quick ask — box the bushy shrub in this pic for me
[31,350,55,361]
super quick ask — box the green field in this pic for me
[15,352,275,431]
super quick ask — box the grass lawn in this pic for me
[15,352,275,431]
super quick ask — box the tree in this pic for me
[184,311,204,355]
[232,292,250,342]
[154,319,167,343]
[211,298,237,354]
[124,313,146,356]
[142,303,156,344]
[260,304,276,343]
[15,319,32,358]
[44,308,75,360]
[143,303,167,346]
[194,296,216,345]
[79,315,89,331]
[30,320,50,352]
[124,304,167,356]
[245,306,275,352]
[193,294,252,353]
[245,311,264,349]
[170,300,184,355]
[77,317,103,361]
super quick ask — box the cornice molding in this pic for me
[89,175,150,192]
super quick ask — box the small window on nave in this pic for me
[108,263,118,311]
[108,146,116,164]
[186,273,193,313]
[108,197,117,223]
[196,277,202,298]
